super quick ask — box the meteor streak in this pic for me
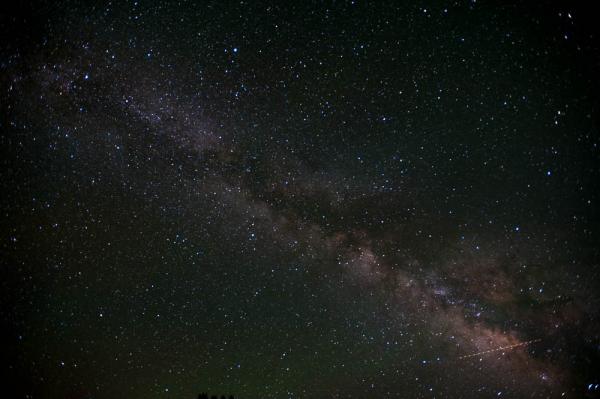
[459,338,541,360]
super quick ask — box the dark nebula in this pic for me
[1,1,600,398]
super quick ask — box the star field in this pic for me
[1,1,600,398]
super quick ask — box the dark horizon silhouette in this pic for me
[197,393,234,399]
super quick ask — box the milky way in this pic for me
[1,1,600,398]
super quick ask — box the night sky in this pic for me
[1,1,600,398]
